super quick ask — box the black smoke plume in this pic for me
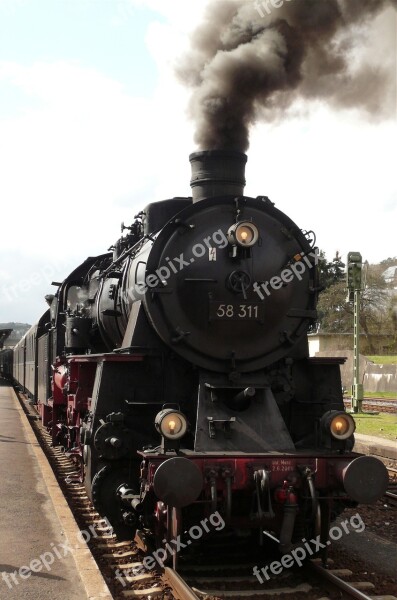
[178,0,396,151]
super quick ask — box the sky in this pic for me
[0,0,396,324]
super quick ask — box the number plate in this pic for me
[209,302,264,321]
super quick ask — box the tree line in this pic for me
[316,253,397,354]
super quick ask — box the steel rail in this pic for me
[163,567,200,600]
[309,561,375,600]
[385,491,397,501]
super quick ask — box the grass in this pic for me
[366,355,397,365]
[343,390,396,399]
[363,391,396,399]
[353,412,397,441]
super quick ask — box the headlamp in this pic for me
[228,221,259,248]
[155,409,188,440]
[321,411,355,440]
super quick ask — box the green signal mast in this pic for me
[346,252,363,413]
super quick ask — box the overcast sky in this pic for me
[0,0,396,324]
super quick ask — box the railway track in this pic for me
[161,510,397,599]
[386,467,397,504]
[164,553,395,600]
[343,399,396,413]
[16,388,397,600]
[386,490,397,502]
[385,471,397,504]
[17,390,165,599]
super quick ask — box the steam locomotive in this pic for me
[1,150,388,561]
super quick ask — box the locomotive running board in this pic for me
[194,373,295,452]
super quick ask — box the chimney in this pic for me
[189,150,247,203]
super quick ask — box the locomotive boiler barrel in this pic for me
[335,455,389,504]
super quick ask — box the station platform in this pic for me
[0,380,111,599]
[354,433,397,461]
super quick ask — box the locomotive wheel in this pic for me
[91,465,138,537]
[93,421,132,460]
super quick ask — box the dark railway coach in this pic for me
[6,151,388,561]
[0,329,13,380]
[0,348,13,380]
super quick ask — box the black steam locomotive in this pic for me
[1,150,388,560]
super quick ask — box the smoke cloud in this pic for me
[178,0,396,151]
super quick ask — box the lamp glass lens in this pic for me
[236,225,254,245]
[161,413,183,436]
[330,414,354,438]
